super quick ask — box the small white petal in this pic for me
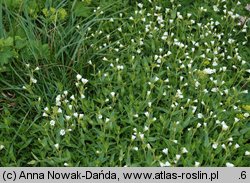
[182,147,188,154]
[50,120,55,126]
[162,148,168,155]
[195,161,200,167]
[160,161,171,167]
[245,151,250,156]
[76,74,82,81]
[54,143,59,149]
[0,145,5,150]
[60,129,66,136]
[212,143,218,149]
[226,162,234,167]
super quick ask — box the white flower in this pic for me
[234,143,240,149]
[60,129,65,136]
[211,87,219,92]
[0,145,4,150]
[228,137,233,141]
[34,67,40,71]
[160,161,171,167]
[110,92,115,97]
[131,135,136,140]
[44,107,49,112]
[54,143,59,149]
[176,154,181,160]
[242,90,248,94]
[195,161,200,167]
[134,114,138,118]
[57,108,62,113]
[182,147,188,154]
[221,121,229,131]
[203,68,216,74]
[104,118,110,123]
[117,65,124,70]
[245,151,250,156]
[154,77,159,82]
[144,112,150,118]
[72,113,78,118]
[98,114,102,119]
[70,95,75,100]
[244,113,249,118]
[56,95,61,102]
[197,113,203,119]
[42,112,48,117]
[63,91,68,96]
[144,126,149,131]
[64,163,69,167]
[162,148,168,155]
[137,3,143,8]
[81,78,88,84]
[31,77,37,84]
[212,143,218,149]
[50,120,55,126]
[226,162,234,167]
[56,101,61,106]
[96,150,100,154]
[172,140,178,144]
[76,74,82,81]
[176,89,183,98]
[79,114,84,119]
[213,5,219,12]
[192,106,197,113]
[139,132,144,140]
[195,81,200,88]
[215,120,221,125]
[132,147,138,151]
[65,115,71,121]
[228,38,235,44]
[164,78,169,83]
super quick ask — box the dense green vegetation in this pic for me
[0,0,249,167]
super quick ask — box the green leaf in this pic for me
[74,2,92,17]
[204,132,210,147]
[0,48,16,66]
[0,37,14,47]
[14,36,27,50]
[27,160,36,165]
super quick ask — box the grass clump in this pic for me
[0,0,249,167]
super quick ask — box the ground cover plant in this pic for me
[0,0,249,167]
